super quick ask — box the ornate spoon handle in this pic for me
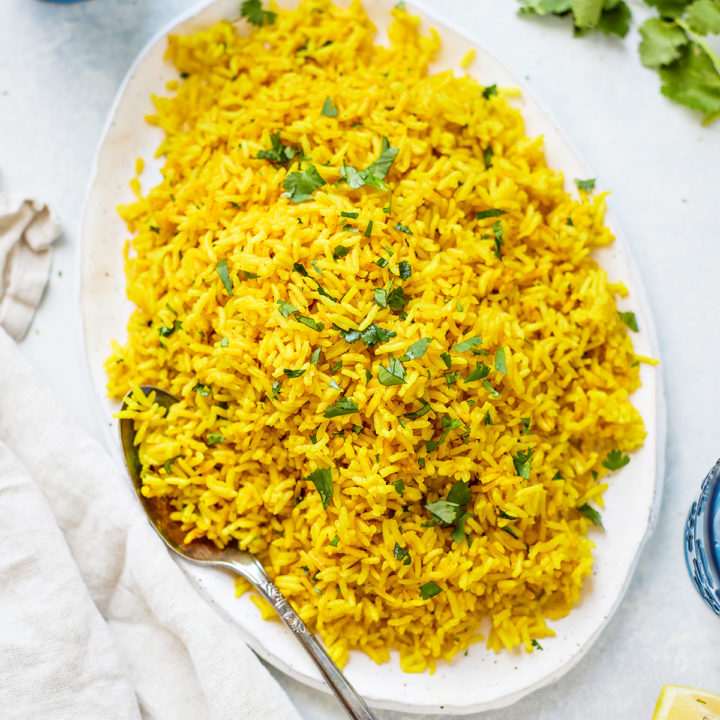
[229,557,377,720]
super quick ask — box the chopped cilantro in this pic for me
[451,512,471,544]
[328,379,341,391]
[330,535,340,546]
[295,315,324,331]
[340,211,358,219]
[494,347,507,374]
[194,383,211,396]
[206,432,225,446]
[483,146,494,169]
[216,259,233,296]
[502,526,518,538]
[419,581,442,599]
[333,245,350,260]
[339,136,398,192]
[482,83,498,99]
[484,410,493,425]
[575,178,596,192]
[602,449,630,471]
[256,132,295,165]
[271,380,280,396]
[521,417,531,434]
[376,257,389,268]
[373,288,388,308]
[158,320,182,338]
[401,337,432,361]
[394,223,413,235]
[393,479,405,496]
[512,448,534,480]
[492,220,504,260]
[578,503,604,527]
[283,165,326,203]
[387,287,408,312]
[395,262,411,281]
[240,0,276,26]
[324,397,358,418]
[220,337,229,347]
[532,639,544,651]
[330,360,342,373]
[310,348,321,366]
[378,357,406,386]
[277,299,298,318]
[498,509,518,520]
[418,457,426,468]
[364,220,373,237]
[445,371,460,387]
[618,310,639,332]
[321,96,339,117]
[440,352,452,369]
[283,367,306,378]
[452,335,483,352]
[482,379,499,397]
[303,467,333,510]
[352,424,362,434]
[163,455,181,474]
[393,543,412,565]
[426,415,463,451]
[464,362,490,383]
[402,401,432,420]
[292,261,310,277]
[243,270,260,279]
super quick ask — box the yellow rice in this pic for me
[107,0,648,673]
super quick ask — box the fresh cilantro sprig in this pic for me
[256,132,295,166]
[240,0,276,26]
[339,136,399,191]
[283,165,326,203]
[424,480,473,544]
[303,467,333,510]
[518,0,720,123]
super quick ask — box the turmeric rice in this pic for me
[107,0,647,673]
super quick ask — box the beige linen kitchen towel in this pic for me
[0,328,301,720]
[0,194,61,340]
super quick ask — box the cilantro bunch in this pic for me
[519,0,720,123]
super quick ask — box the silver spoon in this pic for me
[120,386,377,720]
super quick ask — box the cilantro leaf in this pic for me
[365,136,399,181]
[492,220,504,260]
[240,0,277,26]
[158,320,182,338]
[330,535,339,547]
[401,337,432,361]
[602,449,630,470]
[277,299,298,318]
[393,543,412,565]
[207,432,225,446]
[398,261,412,279]
[578,503,605,527]
[575,177,597,191]
[333,245,350,260]
[243,270,260,279]
[283,165,326,203]
[310,348,321,365]
[341,323,396,347]
[295,314,324,331]
[194,383,211,397]
[571,0,603,29]
[532,639,544,651]
[639,18,688,67]
[598,1,632,37]
[419,581,442,599]
[482,379,500,397]
[283,367,306,378]
[303,467,333,509]
[451,512,471,544]
[440,352,452,369]
[476,208,507,219]
[393,479,405,496]
[387,287,408,312]
[163,455,181,473]
[373,288,388,308]
[484,410,493,425]
[394,223,413,235]
[378,357,406,385]
[425,499,463,524]
[494,347,507,374]
[364,220,373,237]
[512,448,534,479]
[402,401,432,420]
[321,96,339,117]
[447,480,472,505]
[216,259,233,296]
[519,0,573,15]
[645,0,692,19]
[482,84,498,99]
[256,132,295,165]
[687,0,720,33]
[452,335,483,352]
[464,362,490,383]
[339,137,398,192]
[618,310,639,331]
[324,397,359,418]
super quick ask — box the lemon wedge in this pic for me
[653,685,720,720]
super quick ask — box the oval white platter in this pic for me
[79,0,665,714]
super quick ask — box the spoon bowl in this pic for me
[119,385,376,720]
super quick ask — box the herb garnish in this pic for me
[578,503,604,528]
[378,357,406,386]
[216,259,233,296]
[394,543,412,565]
[400,337,432,361]
[425,480,473,543]
[207,432,225,446]
[419,581,442,599]
[277,299,298,317]
[256,132,295,165]
[425,415,463,451]
[494,347,507,374]
[452,335,483,352]
[339,136,398,191]
[482,83,498,99]
[333,245,350,260]
[465,362,490,383]
[283,165,326,203]
[283,367,306,378]
[476,208,507,219]
[602,449,630,470]
[512,448,534,480]
[394,223,413,234]
[532,639,544,651]
[163,455,181,473]
[575,178,596,191]
[324,397,359,418]
[340,323,396,347]
[403,401,432,420]
[364,220,373,237]
[393,479,405,496]
[158,320,182,338]
[295,314,324,331]
[310,348,321,366]
[321,96,339,117]
[398,261,412,279]
[492,220,504,260]
[240,0,276,26]
[482,379,499,397]
[303,467,333,510]
[330,535,340,547]
[194,383,210,396]
[618,310,639,332]
[373,288,388,308]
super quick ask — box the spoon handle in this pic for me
[229,558,377,720]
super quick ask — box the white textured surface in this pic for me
[1,0,719,718]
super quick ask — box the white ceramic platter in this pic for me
[80,0,665,714]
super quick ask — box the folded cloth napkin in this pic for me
[0,194,61,341]
[0,328,301,720]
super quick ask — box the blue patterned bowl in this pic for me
[685,458,720,615]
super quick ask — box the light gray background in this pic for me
[1,0,719,718]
